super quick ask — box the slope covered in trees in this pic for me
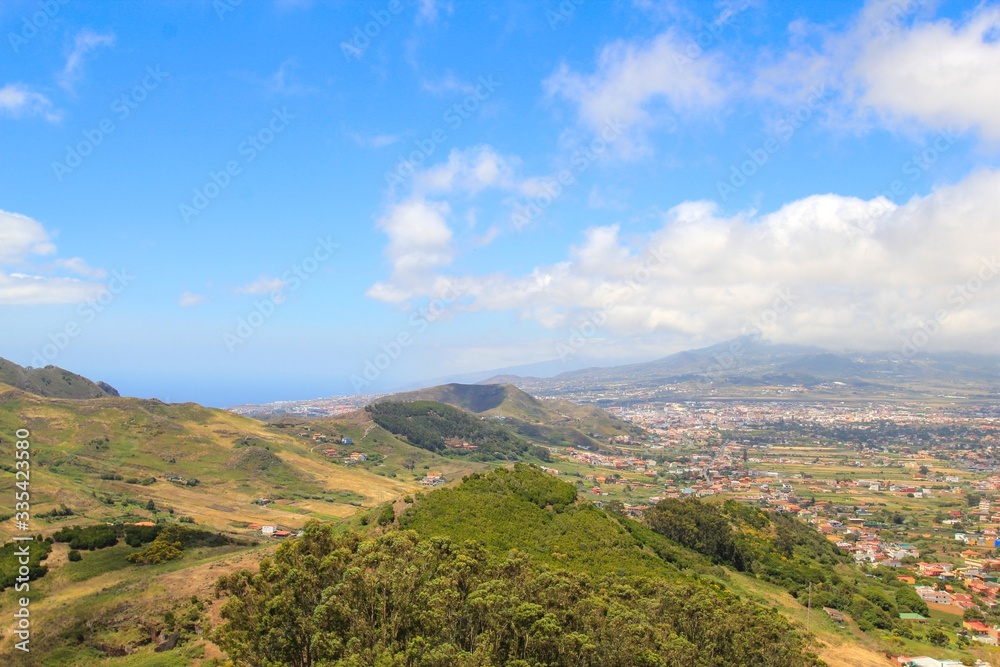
[643,497,936,637]
[365,400,551,461]
[216,524,821,667]
[214,466,825,667]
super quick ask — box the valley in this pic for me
[4,353,1000,666]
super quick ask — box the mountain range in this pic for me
[476,337,1000,402]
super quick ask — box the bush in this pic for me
[377,504,395,526]
[127,539,183,565]
[68,550,82,562]
[124,524,162,547]
[52,524,119,551]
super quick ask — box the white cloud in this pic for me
[59,29,115,91]
[236,275,288,295]
[0,210,58,263]
[0,273,106,305]
[367,198,453,303]
[0,210,107,305]
[178,291,208,307]
[416,0,452,25]
[755,1,1000,141]
[376,168,1000,355]
[370,144,564,301]
[0,84,60,122]
[545,30,728,155]
[856,5,1000,140]
[53,257,107,279]
[414,145,519,195]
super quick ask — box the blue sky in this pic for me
[1,0,999,406]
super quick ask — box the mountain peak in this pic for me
[0,358,119,399]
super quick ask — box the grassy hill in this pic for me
[383,382,645,450]
[0,358,118,399]
[0,383,415,544]
[0,379,438,662]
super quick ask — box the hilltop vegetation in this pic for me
[366,400,551,462]
[215,468,824,667]
[399,465,697,576]
[0,358,118,399]
[382,382,644,450]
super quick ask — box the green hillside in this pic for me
[0,384,413,544]
[365,400,552,461]
[214,466,825,667]
[382,382,644,450]
[0,358,118,399]
[0,381,426,662]
[398,464,699,576]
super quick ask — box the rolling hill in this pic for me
[0,382,417,545]
[0,357,119,399]
[381,382,645,449]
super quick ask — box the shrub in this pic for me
[68,550,82,562]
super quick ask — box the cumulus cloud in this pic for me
[755,1,1000,141]
[0,84,59,122]
[53,257,107,279]
[370,145,553,302]
[545,30,728,155]
[367,199,454,303]
[0,210,107,305]
[374,168,1000,355]
[0,210,57,263]
[413,145,519,196]
[236,275,288,295]
[59,29,115,91]
[0,273,106,306]
[856,4,1000,140]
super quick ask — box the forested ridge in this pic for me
[365,400,551,461]
[644,497,933,636]
[214,466,824,666]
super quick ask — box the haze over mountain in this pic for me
[474,338,1000,402]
